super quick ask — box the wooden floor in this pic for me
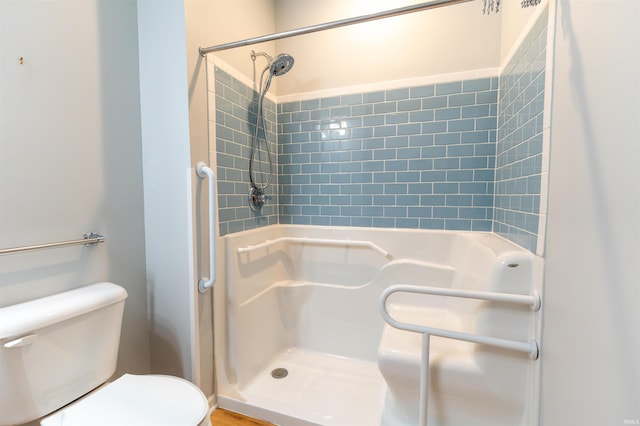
[210,408,275,426]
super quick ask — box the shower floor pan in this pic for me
[219,348,386,426]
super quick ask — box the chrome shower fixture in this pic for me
[483,0,500,14]
[270,53,295,77]
[484,0,541,14]
[521,0,542,8]
[248,50,295,211]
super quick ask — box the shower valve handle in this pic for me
[249,187,271,212]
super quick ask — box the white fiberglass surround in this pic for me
[213,225,543,426]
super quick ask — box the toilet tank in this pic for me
[0,282,128,426]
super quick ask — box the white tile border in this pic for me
[536,1,555,256]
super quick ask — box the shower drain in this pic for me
[271,368,288,379]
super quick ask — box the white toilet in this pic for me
[0,282,211,426]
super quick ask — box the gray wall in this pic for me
[0,0,150,376]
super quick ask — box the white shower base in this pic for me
[214,225,543,426]
[220,348,385,426]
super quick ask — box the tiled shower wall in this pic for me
[210,9,548,252]
[214,67,278,236]
[494,9,548,252]
[277,80,498,231]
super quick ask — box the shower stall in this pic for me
[199,0,551,424]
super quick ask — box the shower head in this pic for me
[269,53,294,76]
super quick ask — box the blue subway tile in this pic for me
[410,110,435,122]
[398,124,422,136]
[352,104,373,116]
[410,135,434,147]
[435,133,461,145]
[433,207,458,218]
[408,206,432,218]
[331,217,351,226]
[374,195,396,205]
[363,206,384,216]
[447,144,474,157]
[351,217,373,227]
[386,160,408,171]
[387,88,409,101]
[385,184,408,195]
[422,121,447,134]
[397,147,421,159]
[421,170,447,182]
[363,161,384,172]
[410,85,435,98]
[374,171,396,183]
[408,159,433,170]
[364,91,385,103]
[374,102,397,114]
[449,93,476,107]
[374,149,396,160]
[398,99,422,111]
[463,78,492,92]
[446,170,474,181]
[321,205,340,215]
[398,171,422,183]
[421,194,445,206]
[386,136,409,148]
[373,218,395,228]
[301,99,320,110]
[384,206,408,218]
[351,195,373,205]
[397,218,420,228]
[387,113,409,124]
[420,218,444,229]
[434,182,459,194]
[362,114,384,126]
[422,96,448,108]
[341,93,363,105]
[460,182,488,194]
[321,96,341,108]
[446,195,473,206]
[434,158,460,170]
[436,82,462,95]
[445,219,472,231]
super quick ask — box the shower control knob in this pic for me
[249,187,271,212]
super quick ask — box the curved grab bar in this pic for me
[380,284,541,426]
[380,284,540,358]
[196,162,216,293]
[237,236,392,259]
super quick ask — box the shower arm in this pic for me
[200,0,473,55]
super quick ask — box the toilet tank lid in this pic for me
[0,282,128,340]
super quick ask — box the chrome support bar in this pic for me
[199,0,473,55]
[0,233,105,256]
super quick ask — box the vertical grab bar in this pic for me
[196,162,216,293]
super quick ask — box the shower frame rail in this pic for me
[379,284,541,426]
[0,233,105,256]
[237,236,392,259]
[200,0,473,55]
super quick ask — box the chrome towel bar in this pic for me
[0,233,105,256]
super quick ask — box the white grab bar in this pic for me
[380,284,541,426]
[196,162,216,293]
[237,236,392,259]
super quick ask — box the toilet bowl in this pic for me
[40,374,210,426]
[0,282,210,426]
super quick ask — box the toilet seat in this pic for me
[41,374,210,426]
